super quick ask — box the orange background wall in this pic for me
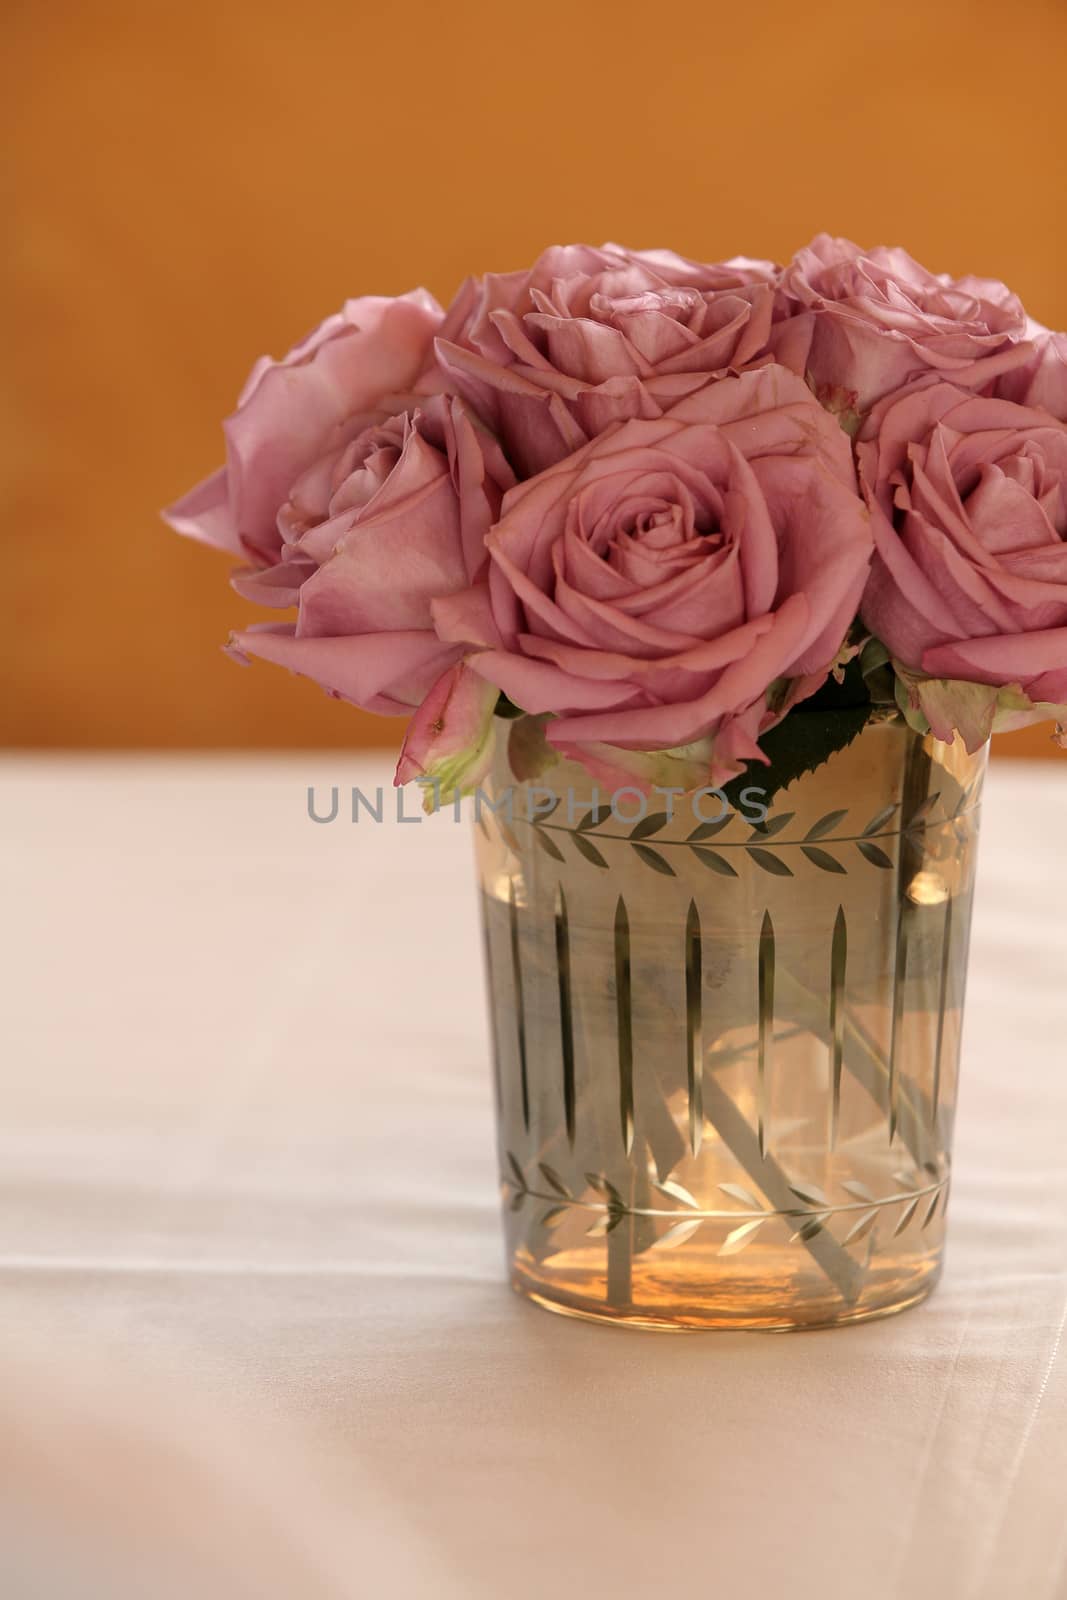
[5,0,1066,760]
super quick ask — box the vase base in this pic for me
[510,1249,941,1332]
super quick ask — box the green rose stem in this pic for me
[773,968,939,1174]
[495,848,942,1308]
[606,1136,657,1306]
[696,1072,865,1305]
[515,970,938,1309]
[519,1022,870,1307]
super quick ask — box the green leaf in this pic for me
[859,636,896,706]
[721,705,871,813]
[802,846,847,874]
[632,843,675,877]
[629,811,671,840]
[856,841,894,869]
[746,847,794,877]
[801,651,871,711]
[690,847,737,877]
[506,714,558,783]
[804,809,849,841]
[572,833,608,869]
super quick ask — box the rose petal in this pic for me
[922,628,1067,688]
[230,624,460,712]
[162,468,241,557]
[430,584,503,649]
[230,558,317,608]
[546,593,811,749]
[468,650,644,715]
[227,293,443,562]
[394,662,500,801]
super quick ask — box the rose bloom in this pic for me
[777,234,1032,420]
[858,379,1067,746]
[165,291,445,566]
[435,242,807,478]
[223,394,512,718]
[432,365,873,788]
[164,294,514,785]
[996,325,1067,418]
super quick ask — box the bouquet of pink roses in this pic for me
[165,235,1067,799]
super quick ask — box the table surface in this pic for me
[0,755,1064,1600]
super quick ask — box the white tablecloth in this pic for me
[0,755,1064,1599]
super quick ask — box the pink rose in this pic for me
[858,380,1067,746]
[995,326,1067,418]
[438,365,873,787]
[435,243,806,478]
[224,393,512,720]
[164,291,445,567]
[164,293,517,793]
[778,234,1032,421]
